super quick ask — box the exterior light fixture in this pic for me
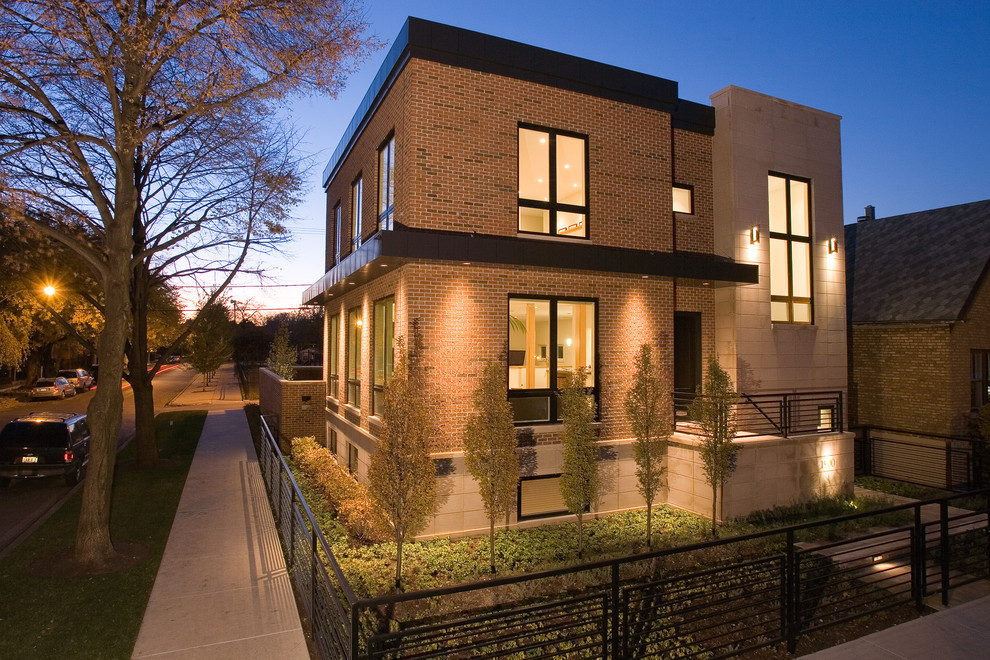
[828,237,838,254]
[43,285,56,297]
[872,554,884,563]
[565,338,572,346]
[749,226,760,244]
[355,318,363,327]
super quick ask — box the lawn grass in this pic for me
[0,410,206,659]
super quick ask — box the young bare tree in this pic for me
[688,358,739,537]
[0,0,373,568]
[464,358,519,574]
[624,344,671,548]
[559,368,599,559]
[368,337,438,590]
[186,300,233,385]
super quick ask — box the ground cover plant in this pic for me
[0,411,206,659]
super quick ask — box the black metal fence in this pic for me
[674,390,844,438]
[257,415,989,660]
[855,426,982,490]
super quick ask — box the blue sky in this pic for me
[236,0,990,314]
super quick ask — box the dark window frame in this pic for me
[347,442,358,474]
[768,171,814,325]
[507,294,599,425]
[346,306,362,409]
[972,349,990,411]
[517,123,590,240]
[328,313,340,399]
[372,295,395,418]
[350,174,363,251]
[328,427,338,454]
[377,133,395,233]
[333,201,342,264]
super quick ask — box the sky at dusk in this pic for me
[228,0,990,316]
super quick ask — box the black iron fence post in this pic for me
[611,563,620,659]
[351,603,360,660]
[289,488,296,568]
[912,506,924,611]
[940,499,951,606]
[785,529,797,653]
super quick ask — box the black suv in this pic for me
[0,412,90,487]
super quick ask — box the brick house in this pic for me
[846,200,990,484]
[300,18,853,536]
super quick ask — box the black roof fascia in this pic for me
[303,226,757,304]
[323,17,710,187]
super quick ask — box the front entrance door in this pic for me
[674,312,702,413]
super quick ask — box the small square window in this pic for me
[673,185,693,214]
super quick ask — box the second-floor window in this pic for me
[378,134,395,232]
[350,176,363,250]
[672,184,693,214]
[768,172,813,324]
[518,125,588,238]
[333,203,342,263]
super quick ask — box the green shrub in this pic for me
[291,437,389,542]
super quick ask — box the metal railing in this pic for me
[257,416,989,659]
[674,390,844,438]
[855,426,981,490]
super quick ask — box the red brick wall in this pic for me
[672,127,714,254]
[258,368,327,445]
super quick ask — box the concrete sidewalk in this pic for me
[804,594,990,659]
[133,365,308,658]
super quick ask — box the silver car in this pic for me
[57,368,93,392]
[30,377,76,400]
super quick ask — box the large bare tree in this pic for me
[0,0,373,569]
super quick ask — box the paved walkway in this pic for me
[132,364,308,658]
[804,594,990,659]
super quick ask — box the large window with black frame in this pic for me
[972,349,990,411]
[350,175,363,250]
[378,134,395,232]
[373,296,395,417]
[517,125,588,238]
[768,172,813,324]
[328,313,340,398]
[347,306,362,408]
[507,296,597,423]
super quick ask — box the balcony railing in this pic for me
[674,390,844,438]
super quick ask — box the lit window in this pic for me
[518,475,569,520]
[378,135,395,232]
[518,126,588,238]
[350,176,363,250]
[328,313,340,399]
[347,307,362,407]
[507,296,596,423]
[768,173,813,324]
[372,296,395,417]
[672,184,693,214]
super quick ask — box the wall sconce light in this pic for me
[749,226,760,244]
[828,237,838,254]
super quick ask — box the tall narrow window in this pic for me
[507,296,596,423]
[768,173,813,324]
[333,203,342,263]
[972,350,990,411]
[347,443,358,475]
[378,135,395,232]
[373,296,395,417]
[350,176,363,250]
[328,313,340,399]
[347,307,362,408]
[518,125,588,238]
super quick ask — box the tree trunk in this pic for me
[577,512,584,558]
[646,500,653,548]
[132,370,158,467]
[395,537,403,591]
[489,518,496,574]
[75,128,137,568]
[75,236,131,567]
[711,484,719,539]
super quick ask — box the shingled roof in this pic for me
[845,199,990,324]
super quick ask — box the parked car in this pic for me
[29,377,76,400]
[0,411,90,486]
[57,368,93,392]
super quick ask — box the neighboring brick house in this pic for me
[300,18,853,536]
[846,200,990,440]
